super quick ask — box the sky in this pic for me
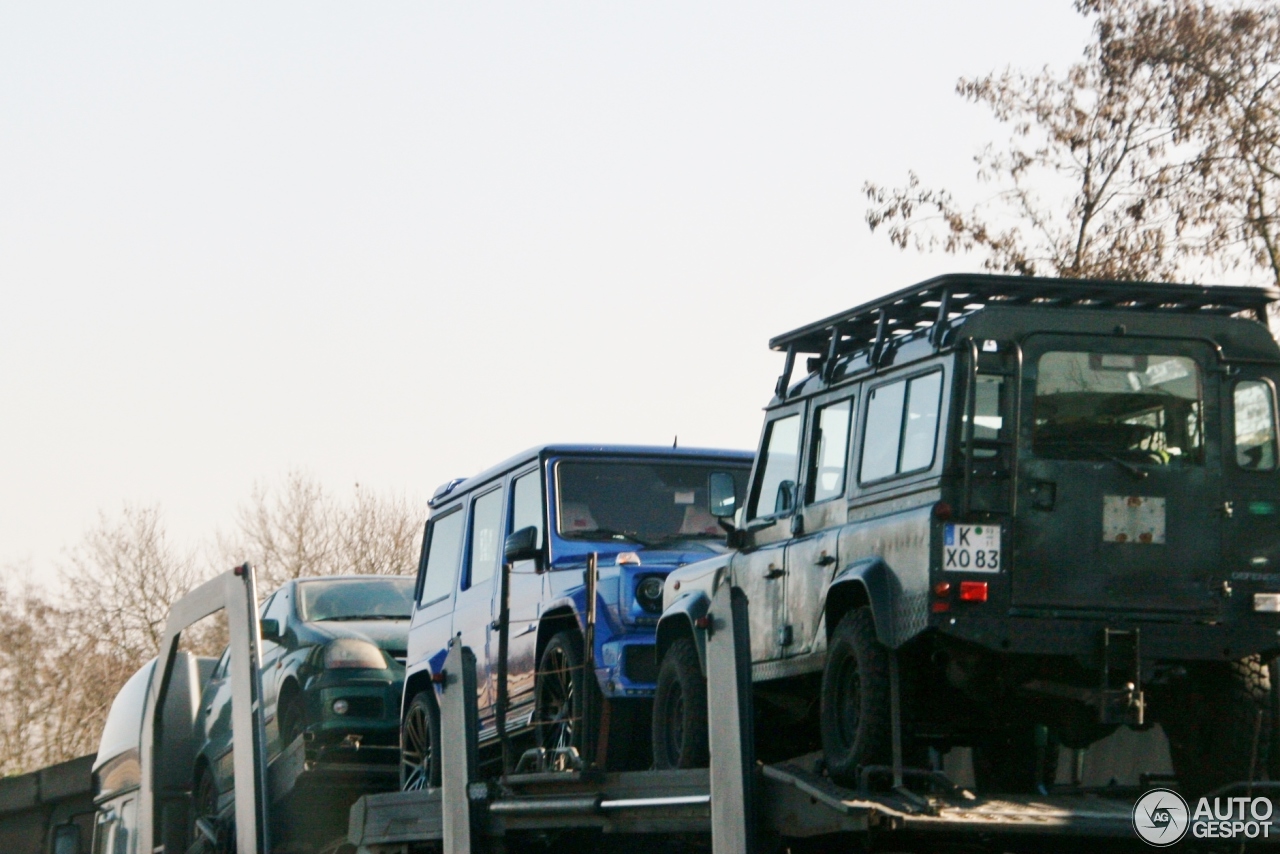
[0,2,1093,580]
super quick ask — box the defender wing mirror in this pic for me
[774,479,797,515]
[260,619,282,643]
[504,526,542,569]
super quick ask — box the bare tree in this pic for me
[1091,0,1280,285]
[224,471,423,591]
[865,0,1280,287]
[62,504,204,664]
[0,477,424,775]
[334,484,423,578]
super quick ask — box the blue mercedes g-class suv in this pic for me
[398,444,751,788]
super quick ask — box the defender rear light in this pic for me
[959,581,988,602]
[933,582,951,596]
[1254,593,1280,612]
[933,502,953,521]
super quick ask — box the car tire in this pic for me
[278,691,306,749]
[190,765,230,854]
[400,691,441,791]
[819,607,891,786]
[536,631,588,760]
[1162,657,1270,796]
[973,723,1059,793]
[652,636,709,769]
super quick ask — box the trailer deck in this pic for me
[347,761,1140,852]
[135,566,1194,854]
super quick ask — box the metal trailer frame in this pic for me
[348,580,1145,854]
[132,566,1141,854]
[139,564,271,854]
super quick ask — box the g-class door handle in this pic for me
[816,554,836,567]
[764,565,786,580]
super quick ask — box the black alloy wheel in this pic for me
[400,691,441,791]
[651,636,709,769]
[536,631,586,758]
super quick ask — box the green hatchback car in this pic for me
[189,575,413,834]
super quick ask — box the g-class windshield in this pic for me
[556,461,750,546]
[1033,351,1203,464]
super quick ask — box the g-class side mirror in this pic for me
[504,526,541,566]
[708,472,738,518]
[260,619,282,643]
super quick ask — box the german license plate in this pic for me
[943,524,1001,572]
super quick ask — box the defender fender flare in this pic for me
[655,591,712,677]
[826,556,922,649]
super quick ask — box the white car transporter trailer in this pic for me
[138,565,1225,854]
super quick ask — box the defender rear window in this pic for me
[1033,352,1202,463]
[1234,380,1277,471]
[859,370,943,483]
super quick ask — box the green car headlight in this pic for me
[323,638,388,670]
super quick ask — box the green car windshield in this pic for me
[1033,351,1203,464]
[298,578,415,622]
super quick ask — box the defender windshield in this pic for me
[1033,352,1203,463]
[298,578,414,622]
[556,461,750,546]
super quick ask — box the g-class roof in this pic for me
[430,444,755,508]
[768,273,1280,399]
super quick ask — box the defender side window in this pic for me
[1234,380,1278,471]
[860,370,943,483]
[749,413,802,519]
[808,398,853,503]
[419,508,465,606]
[466,489,503,588]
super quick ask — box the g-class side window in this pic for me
[808,397,853,503]
[419,508,465,606]
[1234,379,1278,471]
[748,413,802,519]
[859,370,943,483]
[466,489,503,589]
[511,470,545,547]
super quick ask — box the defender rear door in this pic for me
[1013,335,1222,614]
[1222,370,1280,582]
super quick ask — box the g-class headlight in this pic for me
[635,576,665,614]
[323,639,388,670]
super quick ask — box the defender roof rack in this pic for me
[770,273,1278,358]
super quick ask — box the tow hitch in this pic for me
[1100,627,1144,725]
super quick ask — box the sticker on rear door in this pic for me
[943,524,1001,572]
[1102,495,1166,544]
